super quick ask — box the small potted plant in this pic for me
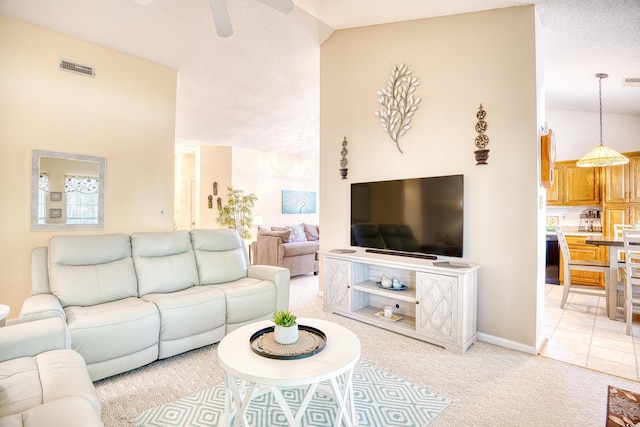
[272,310,298,345]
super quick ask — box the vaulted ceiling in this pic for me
[1,0,638,158]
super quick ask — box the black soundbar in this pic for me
[365,248,438,260]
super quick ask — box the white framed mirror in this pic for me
[31,150,106,230]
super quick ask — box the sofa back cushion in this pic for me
[303,223,319,241]
[131,231,199,296]
[190,229,248,285]
[48,234,137,307]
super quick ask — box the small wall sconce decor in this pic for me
[374,64,422,153]
[213,182,218,195]
[216,197,222,211]
[339,136,348,179]
[208,195,213,209]
[474,104,489,165]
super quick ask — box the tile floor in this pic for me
[542,283,640,381]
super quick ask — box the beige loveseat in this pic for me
[19,229,290,381]
[252,223,319,277]
[0,317,103,426]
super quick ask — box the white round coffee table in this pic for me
[217,318,361,427]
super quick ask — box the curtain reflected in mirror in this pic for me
[31,150,105,230]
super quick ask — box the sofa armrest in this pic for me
[0,317,70,362]
[19,294,66,323]
[254,235,284,266]
[247,265,291,311]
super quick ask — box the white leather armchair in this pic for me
[0,318,103,426]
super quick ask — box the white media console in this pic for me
[322,249,479,354]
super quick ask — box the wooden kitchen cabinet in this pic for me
[559,235,606,286]
[603,152,640,204]
[602,152,640,235]
[603,204,640,236]
[546,161,600,206]
[563,163,600,205]
[546,164,562,205]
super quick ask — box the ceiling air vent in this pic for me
[622,77,640,87]
[59,59,95,77]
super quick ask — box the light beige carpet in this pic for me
[96,275,640,426]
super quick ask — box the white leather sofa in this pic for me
[0,317,102,426]
[19,229,290,381]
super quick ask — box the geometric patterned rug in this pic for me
[131,361,450,426]
[607,385,640,427]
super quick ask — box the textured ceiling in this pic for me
[1,0,638,158]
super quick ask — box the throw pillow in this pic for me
[271,226,288,232]
[303,223,319,241]
[287,224,307,243]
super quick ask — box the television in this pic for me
[350,174,464,258]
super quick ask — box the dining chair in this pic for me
[614,224,634,281]
[556,226,609,312]
[622,229,640,335]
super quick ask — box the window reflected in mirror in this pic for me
[31,150,105,230]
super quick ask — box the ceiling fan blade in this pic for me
[209,0,233,37]
[255,0,294,15]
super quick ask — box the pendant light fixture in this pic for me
[576,73,629,167]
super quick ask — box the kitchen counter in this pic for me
[546,227,602,237]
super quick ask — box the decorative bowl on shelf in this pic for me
[379,276,392,288]
[375,281,408,291]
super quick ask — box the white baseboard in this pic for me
[477,332,538,355]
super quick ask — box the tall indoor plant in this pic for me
[216,186,258,240]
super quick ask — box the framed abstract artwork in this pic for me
[282,190,316,214]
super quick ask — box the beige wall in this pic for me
[0,17,177,320]
[320,7,545,351]
[196,146,233,229]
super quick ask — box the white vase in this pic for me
[274,324,299,344]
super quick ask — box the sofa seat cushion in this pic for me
[142,286,226,342]
[210,278,276,324]
[282,241,319,257]
[0,396,104,427]
[0,349,100,419]
[64,297,159,364]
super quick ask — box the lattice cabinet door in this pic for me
[324,258,351,311]
[415,272,458,344]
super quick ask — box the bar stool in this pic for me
[556,226,610,312]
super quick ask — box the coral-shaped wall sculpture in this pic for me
[374,64,421,153]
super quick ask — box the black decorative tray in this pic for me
[249,325,327,360]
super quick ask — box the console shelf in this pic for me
[322,250,479,354]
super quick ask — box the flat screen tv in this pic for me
[351,174,464,258]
